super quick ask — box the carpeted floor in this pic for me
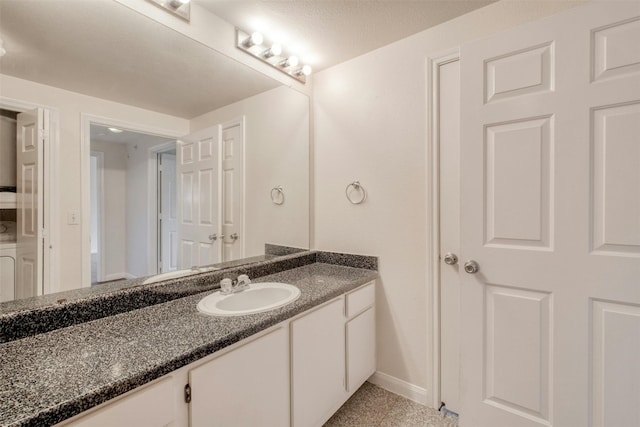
[324,382,458,427]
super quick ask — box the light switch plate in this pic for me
[67,210,80,225]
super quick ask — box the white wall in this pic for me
[313,0,585,402]
[0,74,189,290]
[90,141,127,281]
[125,140,150,279]
[190,86,310,256]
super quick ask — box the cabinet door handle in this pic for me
[184,384,192,403]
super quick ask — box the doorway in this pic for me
[84,119,177,284]
[431,2,640,426]
[428,51,461,414]
[176,118,245,270]
[0,105,56,300]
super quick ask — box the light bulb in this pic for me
[270,44,282,56]
[262,43,282,59]
[279,56,299,68]
[250,32,263,46]
[108,127,123,134]
[294,65,313,77]
[243,31,263,48]
[288,55,299,67]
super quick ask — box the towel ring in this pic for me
[270,185,285,205]
[345,181,367,205]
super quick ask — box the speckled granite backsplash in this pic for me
[0,250,376,343]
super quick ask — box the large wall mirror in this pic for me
[0,0,309,304]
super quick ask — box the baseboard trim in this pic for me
[368,371,429,405]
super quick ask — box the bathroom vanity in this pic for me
[0,252,378,427]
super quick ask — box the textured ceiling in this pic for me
[198,0,497,71]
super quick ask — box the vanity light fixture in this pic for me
[170,0,190,6]
[236,28,312,84]
[146,0,190,22]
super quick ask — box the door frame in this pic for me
[425,48,461,410]
[80,114,183,286]
[149,141,178,275]
[0,96,60,296]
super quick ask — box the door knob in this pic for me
[443,253,458,265]
[229,232,239,241]
[209,234,224,241]
[463,260,480,274]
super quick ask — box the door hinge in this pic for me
[184,383,192,403]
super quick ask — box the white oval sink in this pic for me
[197,282,301,316]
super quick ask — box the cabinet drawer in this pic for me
[346,282,375,318]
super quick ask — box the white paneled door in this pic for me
[459,2,640,427]
[16,108,47,299]
[177,127,220,269]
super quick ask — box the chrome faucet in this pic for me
[220,274,251,295]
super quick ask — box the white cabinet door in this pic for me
[189,327,289,427]
[59,377,175,427]
[0,253,16,302]
[291,298,346,427]
[459,2,640,426]
[346,307,376,393]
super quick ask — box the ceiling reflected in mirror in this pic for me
[0,0,279,118]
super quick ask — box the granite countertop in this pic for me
[0,262,378,427]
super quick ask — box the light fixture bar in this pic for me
[146,0,191,22]
[235,29,310,84]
